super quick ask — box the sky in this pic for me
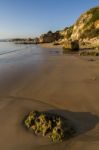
[0,0,98,39]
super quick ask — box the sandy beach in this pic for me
[39,43,62,49]
[0,44,99,150]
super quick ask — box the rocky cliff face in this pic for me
[71,7,99,40]
[36,6,99,48]
[59,6,99,48]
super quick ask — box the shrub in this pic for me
[86,7,99,26]
[95,44,99,50]
[81,28,99,39]
[66,26,74,39]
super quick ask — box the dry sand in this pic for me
[0,45,99,150]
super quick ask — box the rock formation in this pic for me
[39,31,61,43]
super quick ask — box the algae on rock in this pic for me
[24,111,75,142]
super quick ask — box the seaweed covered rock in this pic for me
[24,111,75,142]
[80,50,99,56]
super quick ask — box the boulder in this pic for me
[63,40,79,53]
[71,40,79,51]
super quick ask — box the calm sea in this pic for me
[0,42,29,55]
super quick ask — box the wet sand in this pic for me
[0,45,99,150]
[39,43,62,49]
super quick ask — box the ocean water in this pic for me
[0,42,31,55]
[0,42,61,57]
[0,42,47,71]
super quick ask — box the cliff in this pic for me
[71,7,99,40]
[38,6,99,49]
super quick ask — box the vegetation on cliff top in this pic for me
[75,6,99,39]
[86,7,99,25]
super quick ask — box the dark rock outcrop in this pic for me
[39,31,61,43]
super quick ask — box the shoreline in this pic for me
[38,43,62,49]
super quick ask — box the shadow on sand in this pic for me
[46,109,99,137]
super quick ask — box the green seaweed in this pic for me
[24,111,75,142]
